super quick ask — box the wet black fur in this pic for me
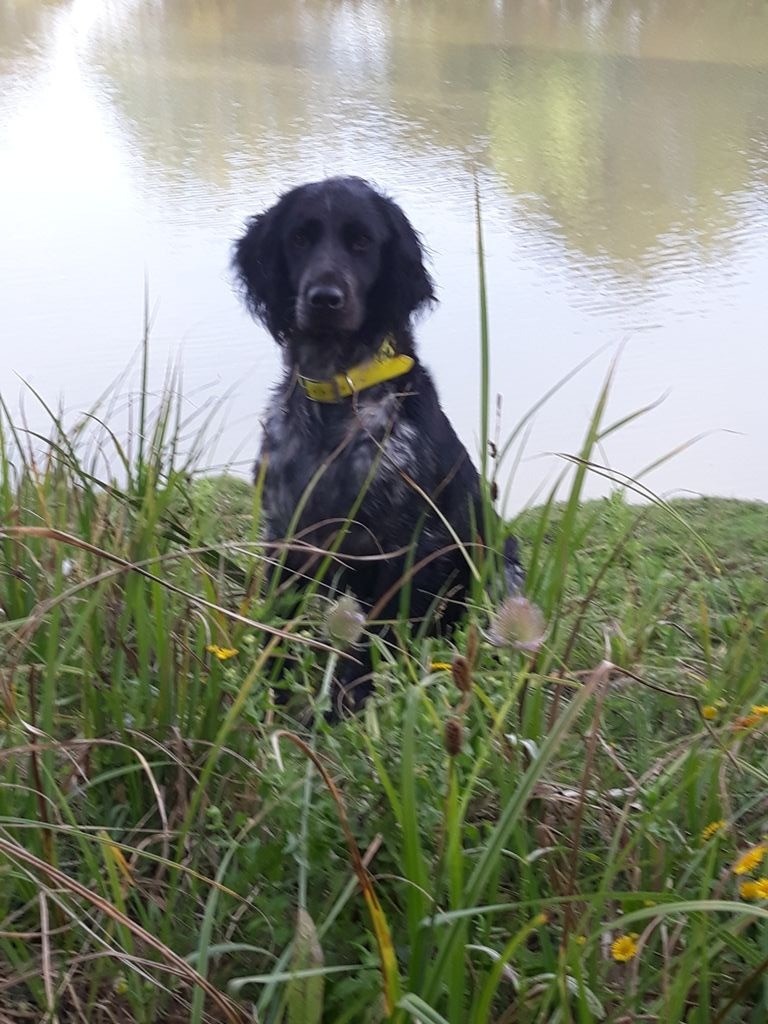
[233,176,521,714]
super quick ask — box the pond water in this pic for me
[1,0,767,511]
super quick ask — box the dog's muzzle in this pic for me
[297,274,362,332]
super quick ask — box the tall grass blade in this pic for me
[287,909,325,1024]
[424,663,601,1004]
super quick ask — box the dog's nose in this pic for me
[307,284,345,310]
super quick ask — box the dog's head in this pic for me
[233,177,435,344]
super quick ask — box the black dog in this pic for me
[233,176,521,713]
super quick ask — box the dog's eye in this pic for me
[349,233,372,253]
[291,230,311,249]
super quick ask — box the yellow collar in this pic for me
[298,337,415,403]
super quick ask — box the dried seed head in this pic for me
[487,596,547,652]
[451,655,472,695]
[325,594,365,649]
[444,717,464,757]
[466,623,479,668]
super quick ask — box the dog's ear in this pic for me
[374,194,436,325]
[232,199,291,337]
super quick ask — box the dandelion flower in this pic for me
[487,596,547,652]
[611,933,639,963]
[325,594,365,648]
[430,661,452,672]
[752,705,768,717]
[701,704,718,721]
[732,845,767,876]
[739,877,768,900]
[207,644,238,661]
[701,819,727,842]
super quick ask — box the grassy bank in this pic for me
[1,385,768,1023]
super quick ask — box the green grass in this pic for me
[2,209,768,1022]
[1,365,768,1023]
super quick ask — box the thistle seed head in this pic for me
[325,594,365,649]
[487,596,547,652]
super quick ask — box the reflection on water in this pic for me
[1,0,767,507]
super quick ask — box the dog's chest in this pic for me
[260,391,417,540]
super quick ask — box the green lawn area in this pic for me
[2,406,768,1022]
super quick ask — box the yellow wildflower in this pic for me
[752,705,768,717]
[701,704,718,721]
[701,819,727,842]
[575,935,587,946]
[430,661,452,672]
[206,644,238,661]
[732,845,768,876]
[739,877,768,900]
[611,933,639,963]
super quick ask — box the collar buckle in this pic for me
[298,336,413,404]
